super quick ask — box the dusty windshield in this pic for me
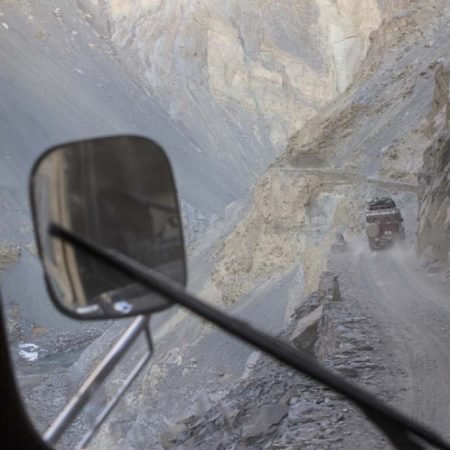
[0,1,449,449]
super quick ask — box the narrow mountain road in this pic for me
[336,241,450,442]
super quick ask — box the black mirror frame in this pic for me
[29,135,187,320]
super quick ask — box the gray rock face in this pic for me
[0,0,227,333]
[79,0,384,216]
[241,404,288,439]
[290,305,323,353]
[417,64,450,278]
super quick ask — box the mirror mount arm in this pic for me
[49,223,450,450]
[44,314,152,448]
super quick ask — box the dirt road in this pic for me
[336,241,450,442]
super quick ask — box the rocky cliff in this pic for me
[211,0,450,304]
[73,0,435,302]
[418,64,450,278]
[79,0,388,233]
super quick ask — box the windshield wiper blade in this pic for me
[50,224,450,450]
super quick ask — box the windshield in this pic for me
[1,1,450,449]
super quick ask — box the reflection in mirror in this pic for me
[30,136,186,319]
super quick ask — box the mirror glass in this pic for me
[30,136,186,319]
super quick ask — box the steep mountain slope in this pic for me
[0,0,224,330]
[80,2,450,449]
[0,0,393,331]
[418,64,450,276]
[211,0,450,304]
[4,1,450,449]
[79,0,390,228]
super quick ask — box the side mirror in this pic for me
[30,136,186,319]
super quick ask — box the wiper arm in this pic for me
[50,224,450,450]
